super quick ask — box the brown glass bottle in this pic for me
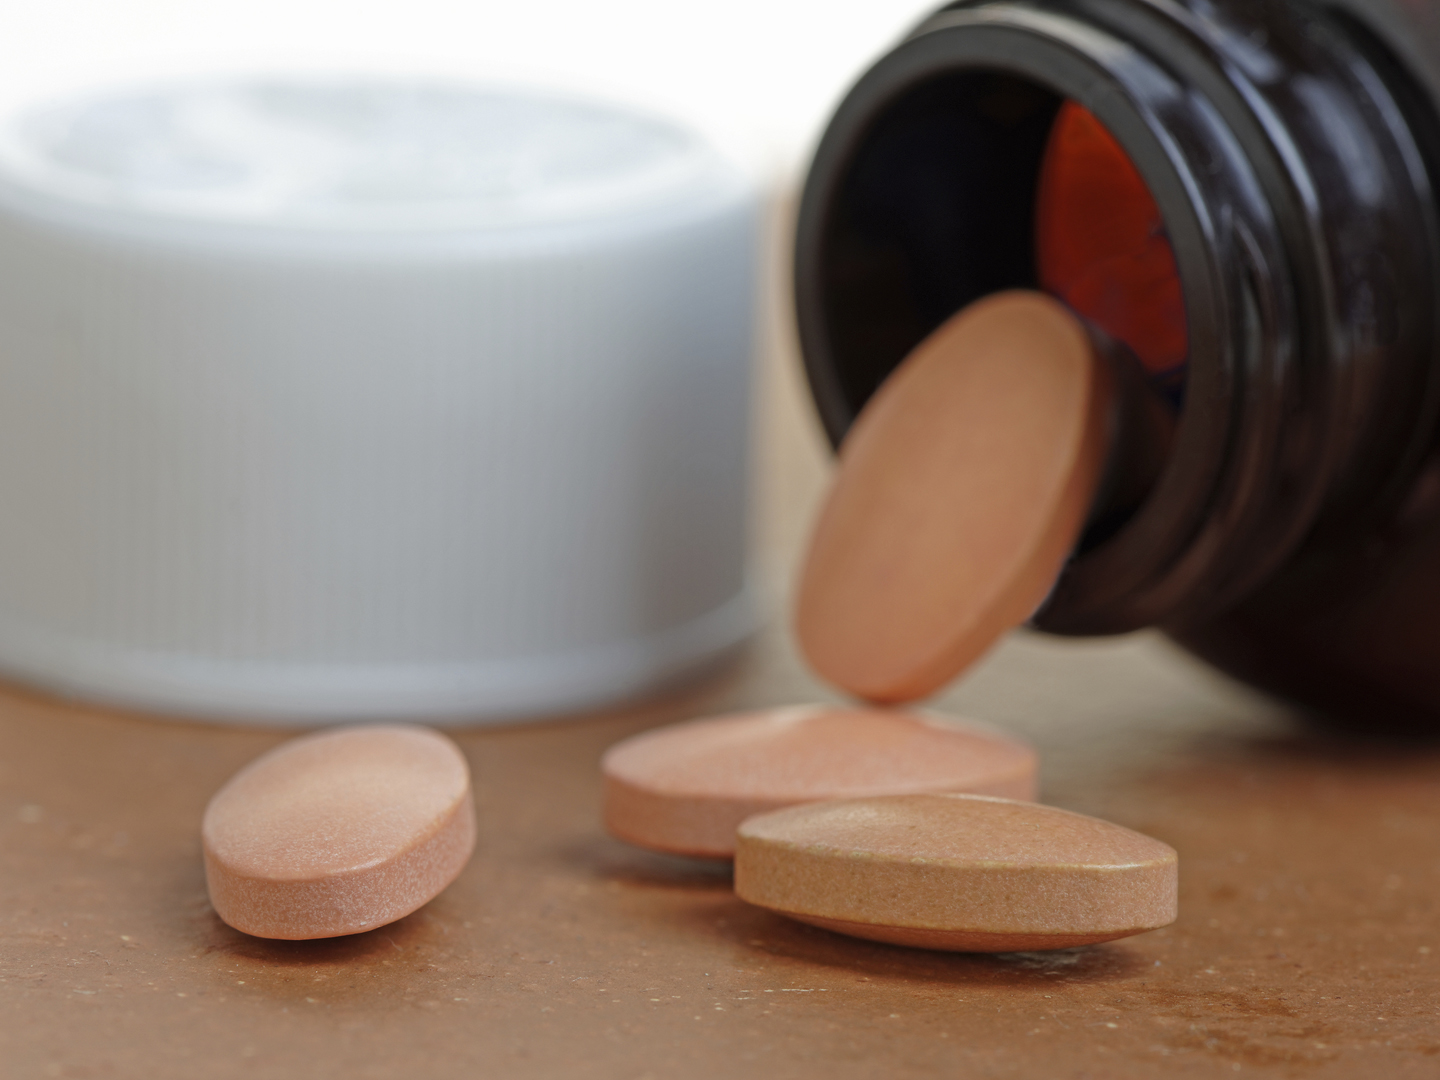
[795,0,1440,734]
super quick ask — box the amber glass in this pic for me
[796,0,1440,731]
[1035,101,1187,400]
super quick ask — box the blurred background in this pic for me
[0,0,940,181]
[0,0,966,721]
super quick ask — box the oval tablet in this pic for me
[602,705,1036,859]
[735,793,1177,952]
[796,290,1112,703]
[203,725,475,940]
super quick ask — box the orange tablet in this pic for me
[602,705,1036,859]
[735,793,1178,952]
[796,290,1112,703]
[1036,100,1188,396]
[203,725,475,940]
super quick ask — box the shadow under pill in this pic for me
[1137,723,1440,803]
[200,906,434,968]
[726,908,1151,987]
[560,833,735,891]
[1246,726,1440,762]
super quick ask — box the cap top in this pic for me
[0,79,716,231]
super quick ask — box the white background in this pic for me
[0,0,940,178]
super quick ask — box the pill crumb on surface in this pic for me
[795,290,1112,704]
[602,705,1036,859]
[202,724,475,940]
[734,793,1177,952]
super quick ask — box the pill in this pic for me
[1036,100,1188,391]
[795,290,1112,703]
[202,724,475,940]
[735,793,1177,952]
[602,705,1037,859]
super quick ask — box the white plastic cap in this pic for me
[0,78,759,723]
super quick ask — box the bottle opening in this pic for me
[1035,101,1188,408]
[800,72,1181,551]
[798,0,1440,636]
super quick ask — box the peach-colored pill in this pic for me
[796,290,1112,704]
[602,705,1036,859]
[203,724,475,940]
[735,793,1177,952]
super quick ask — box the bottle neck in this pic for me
[794,0,1440,634]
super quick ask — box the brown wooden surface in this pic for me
[2,280,1439,1079]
